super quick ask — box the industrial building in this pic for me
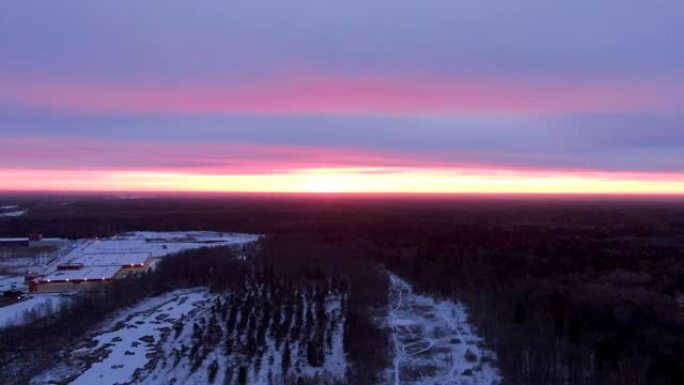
[29,234,69,248]
[30,265,122,293]
[22,232,258,293]
[74,252,155,278]
[28,246,155,293]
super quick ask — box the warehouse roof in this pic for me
[37,265,122,283]
[72,252,152,267]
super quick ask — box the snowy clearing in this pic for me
[0,275,25,292]
[0,293,71,328]
[1,275,73,328]
[32,289,213,385]
[0,275,70,329]
[0,206,27,217]
[0,210,27,217]
[135,286,348,385]
[386,274,501,385]
[33,282,348,385]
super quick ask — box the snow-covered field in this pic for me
[1,274,74,328]
[0,274,25,292]
[0,293,71,328]
[0,205,27,217]
[385,274,501,385]
[33,283,348,385]
[1,275,74,328]
[31,289,213,385]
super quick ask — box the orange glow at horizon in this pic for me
[1,167,684,195]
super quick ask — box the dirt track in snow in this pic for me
[387,274,501,385]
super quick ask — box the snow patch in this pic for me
[0,205,27,217]
[0,293,71,328]
[32,289,212,385]
[33,283,348,385]
[385,274,501,385]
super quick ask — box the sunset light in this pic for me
[1,167,683,195]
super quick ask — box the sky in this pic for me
[1,1,684,194]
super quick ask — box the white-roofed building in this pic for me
[31,265,122,293]
[27,231,259,293]
[75,252,151,266]
[30,246,155,292]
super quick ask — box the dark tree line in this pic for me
[363,208,684,385]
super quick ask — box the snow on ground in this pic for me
[32,289,214,385]
[136,286,347,385]
[1,275,72,329]
[33,284,347,385]
[236,291,347,385]
[0,275,25,292]
[386,274,501,385]
[0,210,27,217]
[0,205,27,217]
[0,293,71,328]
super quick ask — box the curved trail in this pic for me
[388,275,410,385]
[386,273,501,385]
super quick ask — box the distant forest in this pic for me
[1,195,683,384]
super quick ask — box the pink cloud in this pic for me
[2,73,675,115]
[0,138,684,188]
[0,137,455,174]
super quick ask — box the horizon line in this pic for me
[2,190,684,202]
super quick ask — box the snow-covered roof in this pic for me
[85,240,154,253]
[38,265,121,282]
[46,232,259,277]
[74,252,151,267]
